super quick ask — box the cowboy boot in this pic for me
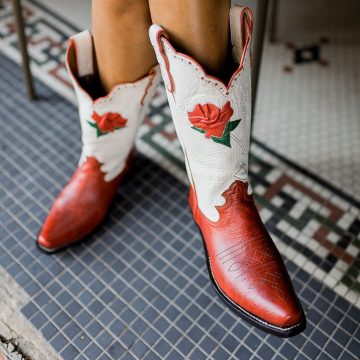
[37,30,161,252]
[149,6,305,336]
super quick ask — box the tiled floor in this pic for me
[1,52,360,359]
[1,0,360,359]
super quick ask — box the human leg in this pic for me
[92,0,157,92]
[149,0,231,80]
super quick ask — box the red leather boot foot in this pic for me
[37,154,133,252]
[150,5,306,336]
[190,183,306,337]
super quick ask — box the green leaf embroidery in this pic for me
[191,126,206,134]
[211,133,231,147]
[87,121,107,137]
[226,119,241,132]
[210,119,241,148]
[191,119,241,147]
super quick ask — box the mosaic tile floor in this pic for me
[1,50,360,360]
[1,0,360,359]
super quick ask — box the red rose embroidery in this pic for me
[188,101,234,138]
[91,111,127,133]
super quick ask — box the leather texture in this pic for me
[37,31,160,251]
[149,16,252,222]
[37,154,133,251]
[150,5,305,333]
[189,182,303,329]
[67,30,161,182]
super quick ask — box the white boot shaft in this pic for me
[150,6,253,221]
[66,31,161,181]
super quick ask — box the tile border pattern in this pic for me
[0,0,359,310]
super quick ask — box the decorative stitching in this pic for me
[188,102,241,148]
[88,111,127,137]
[208,259,302,331]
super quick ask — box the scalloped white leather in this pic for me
[150,6,252,222]
[66,30,161,181]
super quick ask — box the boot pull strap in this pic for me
[70,30,94,78]
[230,6,254,64]
[151,25,176,96]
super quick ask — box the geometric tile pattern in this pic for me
[253,1,360,200]
[0,0,71,88]
[1,1,360,358]
[1,50,360,360]
[141,90,360,308]
[249,144,360,306]
[0,0,359,309]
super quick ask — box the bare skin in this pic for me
[92,0,231,94]
[149,0,231,80]
[92,0,157,93]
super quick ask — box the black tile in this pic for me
[142,328,159,347]
[73,334,92,350]
[60,344,80,359]
[51,333,68,352]
[222,334,239,354]
[66,300,83,317]
[164,327,182,343]
[188,349,207,360]
[143,351,161,360]
[96,331,114,349]
[107,341,125,359]
[235,345,252,359]
[21,302,38,318]
[120,329,137,348]
[41,322,58,340]
[84,343,103,359]
[98,309,115,327]
[302,341,321,359]
[87,321,103,337]
[109,319,126,336]
[2,51,360,360]
[31,312,47,328]
[324,341,343,359]
[213,347,230,360]
[199,337,217,354]
[154,339,171,357]
[130,340,148,358]
[63,322,82,339]
[53,311,72,328]
[89,299,105,316]
[154,317,171,333]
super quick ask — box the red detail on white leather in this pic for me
[188,102,234,138]
[92,111,127,133]
[66,30,161,181]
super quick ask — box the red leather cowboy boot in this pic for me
[37,31,161,252]
[150,6,306,336]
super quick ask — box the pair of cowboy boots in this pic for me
[37,5,305,337]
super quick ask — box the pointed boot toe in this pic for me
[37,157,126,252]
[193,182,305,336]
[150,5,306,336]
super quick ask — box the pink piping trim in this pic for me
[140,68,157,106]
[154,6,253,95]
[155,29,175,95]
[66,38,158,106]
